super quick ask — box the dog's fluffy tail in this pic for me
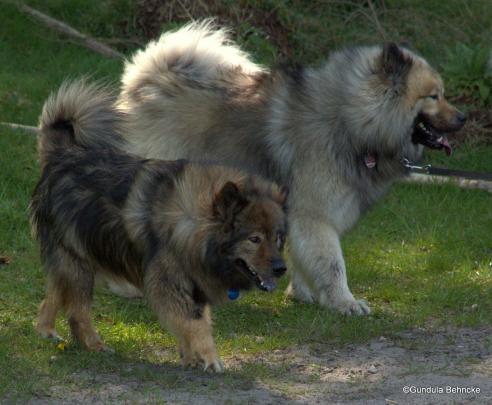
[118,20,268,158]
[38,79,123,167]
[121,19,265,96]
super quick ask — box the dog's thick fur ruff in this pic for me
[31,80,287,371]
[118,21,465,315]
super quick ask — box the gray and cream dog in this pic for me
[118,21,466,315]
[31,80,288,372]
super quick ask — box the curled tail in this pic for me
[121,19,265,98]
[118,20,268,159]
[38,79,123,167]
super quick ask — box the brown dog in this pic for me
[31,81,288,372]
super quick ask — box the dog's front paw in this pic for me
[181,346,224,373]
[319,291,371,315]
[182,353,224,373]
[202,357,224,373]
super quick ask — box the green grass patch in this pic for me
[1,0,491,401]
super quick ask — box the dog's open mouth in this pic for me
[235,259,276,292]
[412,117,452,156]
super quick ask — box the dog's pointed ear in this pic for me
[381,42,412,81]
[213,181,249,226]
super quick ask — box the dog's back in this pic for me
[32,150,144,281]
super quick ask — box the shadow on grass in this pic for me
[1,322,318,403]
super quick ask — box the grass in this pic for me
[0,0,491,401]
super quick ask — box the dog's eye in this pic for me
[248,236,262,244]
[428,94,439,100]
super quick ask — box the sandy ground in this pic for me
[27,327,492,404]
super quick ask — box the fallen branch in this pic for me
[403,173,492,194]
[0,122,38,135]
[18,3,124,59]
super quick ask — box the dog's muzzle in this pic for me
[412,113,466,156]
[235,259,277,292]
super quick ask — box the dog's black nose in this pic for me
[272,258,287,277]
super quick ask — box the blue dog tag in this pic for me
[227,289,239,300]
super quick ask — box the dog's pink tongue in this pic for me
[364,153,377,168]
[438,136,452,156]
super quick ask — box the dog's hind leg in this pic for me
[36,276,63,341]
[40,248,108,351]
[288,216,370,315]
[64,268,109,352]
[66,293,108,352]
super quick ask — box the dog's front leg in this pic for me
[173,305,223,373]
[287,216,370,315]
[145,254,223,372]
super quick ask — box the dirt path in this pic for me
[28,327,492,404]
